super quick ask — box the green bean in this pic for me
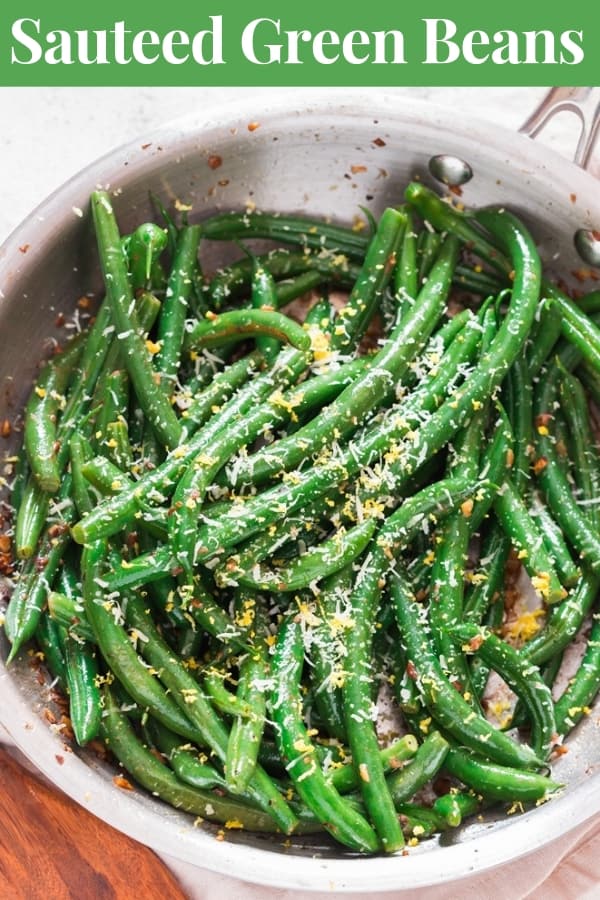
[341,475,482,851]
[184,309,311,355]
[122,590,297,833]
[199,207,538,560]
[15,479,51,559]
[249,256,282,363]
[433,790,480,827]
[201,210,369,260]
[533,349,600,570]
[90,191,182,450]
[391,572,543,769]
[81,539,204,741]
[453,265,504,297]
[101,687,303,834]
[386,731,449,805]
[47,591,95,644]
[470,590,505,701]
[522,573,599,667]
[155,224,201,379]
[24,334,84,493]
[31,300,155,525]
[504,350,532,492]
[451,623,556,759]
[203,668,253,719]
[221,518,376,592]
[444,749,561,802]
[305,566,353,741]
[527,299,563,378]
[405,182,511,275]
[63,633,101,745]
[416,230,442,286]
[208,248,360,309]
[554,612,600,735]
[147,719,227,791]
[510,649,565,732]
[226,234,459,489]
[225,595,270,793]
[330,207,405,352]
[530,496,580,589]
[494,477,565,604]
[547,293,600,375]
[94,369,129,455]
[35,615,66,686]
[575,290,600,315]
[394,206,418,304]
[180,350,263,437]
[559,367,600,531]
[577,359,600,409]
[270,617,380,853]
[464,525,511,625]
[429,379,490,693]
[327,735,419,795]
[6,482,74,660]
[127,223,168,292]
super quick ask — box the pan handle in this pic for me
[519,87,600,171]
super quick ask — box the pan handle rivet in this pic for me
[574,228,600,268]
[428,155,473,187]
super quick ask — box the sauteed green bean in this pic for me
[8,182,600,855]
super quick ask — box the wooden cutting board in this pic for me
[0,746,188,899]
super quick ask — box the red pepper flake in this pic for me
[535,413,552,428]
[0,535,11,554]
[207,154,223,170]
[77,296,91,309]
[406,660,418,680]
[35,555,49,571]
[468,635,484,652]
[350,165,367,174]
[55,312,66,327]
[113,774,134,791]
[218,179,230,187]
[19,244,30,254]
[593,231,600,242]
[449,184,463,197]
[1,419,11,438]
[573,268,599,283]
[373,137,386,147]
[247,122,261,132]
[141,143,152,150]
[55,754,64,766]
[553,744,569,758]
[570,193,577,204]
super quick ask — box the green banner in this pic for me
[0,1,596,86]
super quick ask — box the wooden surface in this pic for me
[0,745,188,900]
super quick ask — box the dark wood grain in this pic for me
[0,746,188,900]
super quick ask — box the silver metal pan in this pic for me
[0,88,599,894]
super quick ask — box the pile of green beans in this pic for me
[7,181,600,856]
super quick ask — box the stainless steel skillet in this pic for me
[0,88,599,893]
